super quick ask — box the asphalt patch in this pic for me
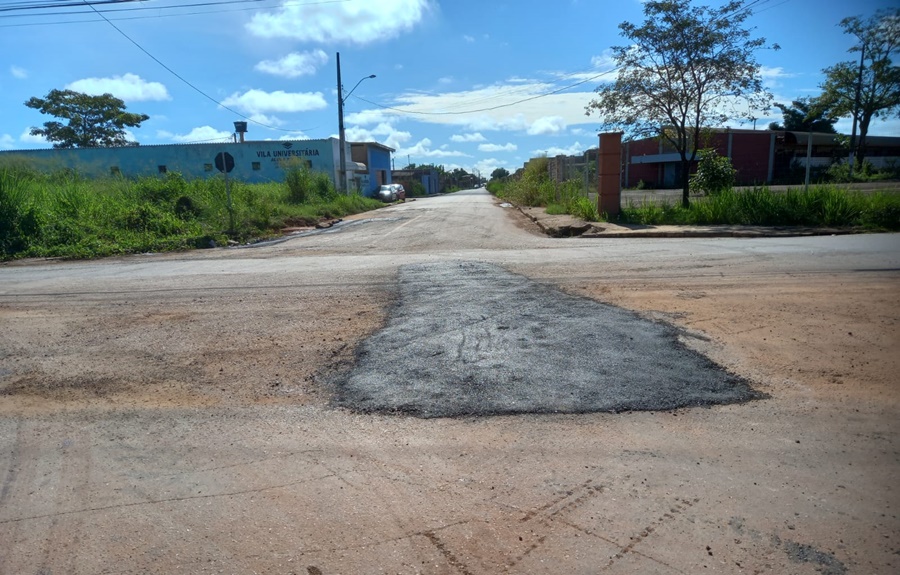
[331,261,761,418]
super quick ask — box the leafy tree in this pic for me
[587,0,775,207]
[767,98,837,133]
[490,167,510,180]
[25,89,149,148]
[816,9,900,169]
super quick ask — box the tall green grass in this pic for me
[490,157,600,221]
[0,162,383,260]
[620,185,900,230]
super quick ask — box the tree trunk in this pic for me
[681,159,691,208]
[855,115,872,170]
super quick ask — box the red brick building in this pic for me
[622,129,900,188]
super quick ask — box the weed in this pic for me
[0,161,383,260]
[620,185,899,230]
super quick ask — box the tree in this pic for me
[767,98,837,133]
[587,0,775,207]
[490,167,510,180]
[25,89,149,148]
[815,9,900,170]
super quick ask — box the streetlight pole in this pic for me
[336,52,375,194]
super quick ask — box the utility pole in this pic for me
[336,53,375,194]
[337,52,346,193]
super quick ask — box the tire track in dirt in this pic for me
[38,425,93,574]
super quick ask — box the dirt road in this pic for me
[1,190,897,574]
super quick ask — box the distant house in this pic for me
[351,142,395,197]
[623,129,900,188]
[391,167,441,196]
[538,130,900,189]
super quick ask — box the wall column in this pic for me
[598,132,623,218]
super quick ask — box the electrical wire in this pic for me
[0,0,349,28]
[77,0,318,135]
[349,0,780,118]
[351,70,617,117]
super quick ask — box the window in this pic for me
[158,165,167,174]
[204,163,213,172]
[252,162,261,171]
[109,166,120,176]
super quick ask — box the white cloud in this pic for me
[400,138,470,159]
[450,132,486,142]
[345,109,391,125]
[66,73,170,101]
[20,129,46,144]
[535,141,587,157]
[527,116,567,135]
[590,50,617,71]
[277,132,311,141]
[759,66,795,89]
[438,76,454,85]
[478,142,517,152]
[344,122,412,150]
[164,126,233,143]
[255,49,328,78]
[247,0,431,44]
[10,66,27,79]
[473,158,506,177]
[248,113,284,127]
[0,134,15,149]
[221,89,327,114]
[463,35,475,43]
[368,81,596,132]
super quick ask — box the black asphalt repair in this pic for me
[331,261,761,418]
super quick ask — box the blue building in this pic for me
[0,137,390,192]
[351,142,395,196]
[391,167,442,195]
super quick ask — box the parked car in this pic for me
[377,184,397,202]
[393,184,406,201]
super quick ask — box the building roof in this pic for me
[350,141,396,153]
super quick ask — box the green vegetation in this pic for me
[587,0,774,207]
[0,160,383,260]
[488,157,600,221]
[690,149,736,196]
[25,89,149,148]
[621,186,900,230]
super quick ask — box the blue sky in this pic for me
[1,0,897,176]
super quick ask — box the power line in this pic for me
[0,0,348,28]
[352,70,617,117]
[348,0,780,118]
[77,0,317,135]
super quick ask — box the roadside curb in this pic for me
[510,203,864,239]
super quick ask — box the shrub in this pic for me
[569,196,600,221]
[690,149,736,196]
[284,161,315,204]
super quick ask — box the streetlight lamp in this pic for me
[336,52,375,193]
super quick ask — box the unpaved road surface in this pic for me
[1,189,898,574]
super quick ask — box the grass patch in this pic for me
[0,161,383,260]
[488,158,600,221]
[620,185,900,230]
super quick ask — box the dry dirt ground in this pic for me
[0,230,898,573]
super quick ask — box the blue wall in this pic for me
[0,139,343,184]
[353,145,394,197]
